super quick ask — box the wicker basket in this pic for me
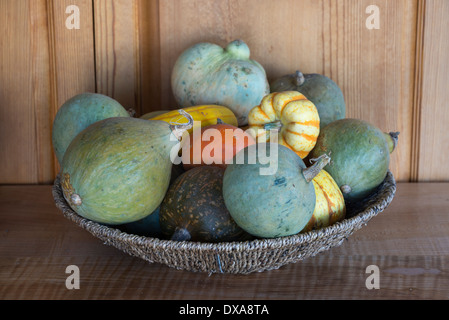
[52,171,396,274]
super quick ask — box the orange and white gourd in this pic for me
[247,91,320,159]
[302,169,346,232]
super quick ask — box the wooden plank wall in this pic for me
[0,0,447,184]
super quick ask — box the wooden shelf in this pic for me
[1,182,448,300]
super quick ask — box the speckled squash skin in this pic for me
[302,169,346,232]
[159,166,250,242]
[61,117,178,225]
[52,93,130,164]
[171,40,270,126]
[222,143,316,238]
[310,118,390,203]
[270,71,345,129]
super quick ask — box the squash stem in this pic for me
[386,131,400,154]
[169,110,194,141]
[294,70,305,87]
[264,120,282,131]
[303,154,331,182]
[171,227,192,241]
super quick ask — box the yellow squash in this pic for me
[140,110,169,120]
[247,91,320,158]
[302,169,346,232]
[149,105,238,133]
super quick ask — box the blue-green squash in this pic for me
[118,206,162,238]
[222,143,330,238]
[171,39,270,126]
[60,112,193,225]
[270,71,346,129]
[309,118,398,204]
[52,92,130,164]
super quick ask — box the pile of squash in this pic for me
[53,39,398,243]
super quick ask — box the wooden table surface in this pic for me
[1,182,448,300]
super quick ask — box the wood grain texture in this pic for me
[411,0,426,182]
[158,0,417,181]
[0,0,54,184]
[415,0,449,181]
[93,0,141,114]
[0,0,94,184]
[48,0,96,175]
[137,0,162,116]
[1,183,448,299]
[0,0,448,183]
[50,0,96,105]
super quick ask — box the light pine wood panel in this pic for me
[93,0,141,113]
[321,0,417,183]
[137,0,162,115]
[415,0,449,181]
[157,0,417,181]
[50,0,96,106]
[93,0,162,116]
[0,0,96,183]
[1,0,448,183]
[0,0,54,184]
[48,0,96,175]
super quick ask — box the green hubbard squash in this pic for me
[309,118,399,204]
[60,111,193,225]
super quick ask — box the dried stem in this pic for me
[294,70,305,87]
[303,153,331,182]
[169,109,194,140]
[171,227,192,241]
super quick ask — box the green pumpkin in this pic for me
[52,92,130,164]
[270,71,345,129]
[171,39,270,126]
[60,113,193,225]
[160,166,251,242]
[310,118,397,203]
[222,143,329,238]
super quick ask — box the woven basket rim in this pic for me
[52,170,397,253]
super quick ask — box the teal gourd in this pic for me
[171,39,270,126]
[52,92,130,165]
[222,143,329,238]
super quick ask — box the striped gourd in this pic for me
[302,169,346,232]
[149,105,238,134]
[247,91,320,159]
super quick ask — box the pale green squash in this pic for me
[60,112,193,225]
[171,39,270,126]
[52,93,130,165]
